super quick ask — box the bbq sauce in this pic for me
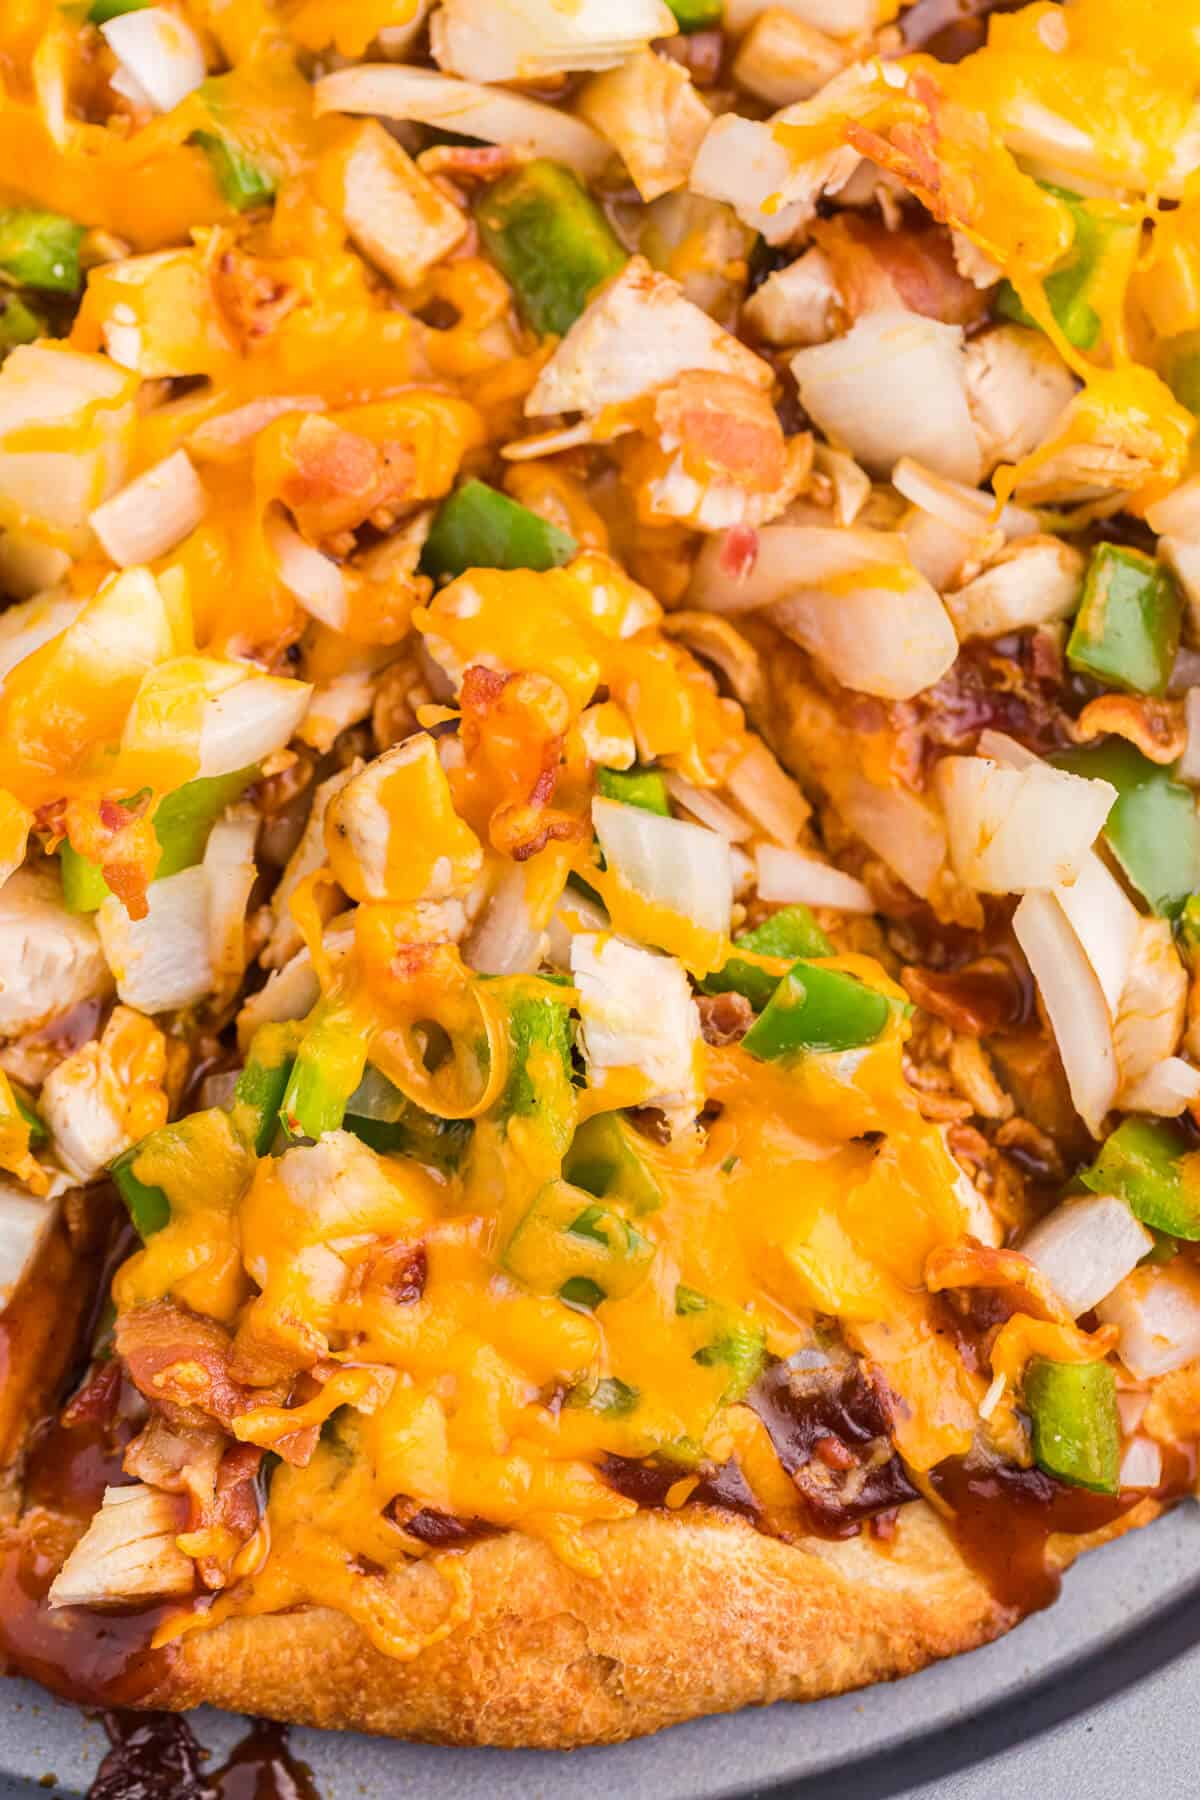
[87,1715,318,1800]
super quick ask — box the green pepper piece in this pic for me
[421,479,576,580]
[559,1275,606,1311]
[566,1376,640,1415]
[1025,1357,1120,1494]
[89,0,151,19]
[11,1085,46,1148]
[0,293,44,355]
[476,159,627,337]
[1065,544,1181,698]
[564,1111,663,1215]
[1178,892,1200,963]
[61,767,256,913]
[995,186,1139,352]
[1080,1116,1200,1240]
[595,765,671,816]
[1160,329,1200,416]
[230,1022,303,1155]
[1053,741,1200,917]
[111,1145,171,1239]
[699,950,782,1014]
[735,905,832,960]
[192,130,277,211]
[280,1002,369,1142]
[501,1178,654,1302]
[0,208,84,295]
[693,1320,767,1401]
[742,961,890,1061]
[666,0,724,28]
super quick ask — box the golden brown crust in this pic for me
[158,1503,1011,1746]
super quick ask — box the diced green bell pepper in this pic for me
[280,1001,369,1142]
[11,1085,46,1148]
[1080,1116,1200,1240]
[0,208,84,294]
[192,130,277,211]
[112,1108,253,1240]
[566,1376,640,1416]
[666,0,724,28]
[476,159,627,338]
[230,1022,303,1155]
[343,1063,473,1170]
[89,0,151,19]
[735,905,832,961]
[996,185,1139,353]
[1053,741,1200,918]
[674,1284,766,1399]
[742,962,890,1061]
[1160,330,1200,417]
[493,977,575,1143]
[564,1110,664,1215]
[1177,893,1200,964]
[501,1179,655,1305]
[421,479,576,581]
[595,765,671,816]
[1025,1356,1120,1494]
[61,767,255,913]
[1065,544,1182,698]
[699,950,781,1014]
[0,294,43,355]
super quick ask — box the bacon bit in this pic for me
[210,244,304,351]
[458,664,588,861]
[60,1358,122,1430]
[123,1410,225,1504]
[719,525,760,582]
[902,957,1026,1036]
[697,990,754,1046]
[925,1242,1074,1326]
[656,373,793,493]
[914,638,1074,766]
[814,1433,856,1472]
[250,744,315,817]
[384,1241,428,1306]
[811,214,987,328]
[1070,693,1187,764]
[279,414,418,549]
[63,790,159,921]
[116,1302,285,1433]
[417,143,526,183]
[993,1114,1066,1183]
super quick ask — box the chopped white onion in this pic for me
[100,9,206,114]
[0,1186,56,1312]
[0,346,136,554]
[1158,537,1200,638]
[1054,852,1140,1016]
[1116,1389,1150,1435]
[791,309,982,485]
[431,0,676,82]
[1020,1193,1153,1319]
[0,532,71,599]
[755,843,873,912]
[945,537,1084,642]
[1121,1056,1200,1117]
[663,772,752,843]
[723,738,810,844]
[836,773,948,903]
[97,866,213,1013]
[89,450,206,569]
[463,860,549,976]
[0,587,81,680]
[1013,890,1118,1135]
[314,64,611,177]
[198,673,311,779]
[1097,1265,1200,1380]
[263,504,349,632]
[935,756,1116,893]
[1118,1436,1163,1491]
[203,812,258,993]
[593,796,732,935]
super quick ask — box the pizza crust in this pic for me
[158,1503,1010,1746]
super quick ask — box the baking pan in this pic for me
[2,1498,1198,1798]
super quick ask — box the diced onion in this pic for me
[89,450,206,569]
[0,587,81,680]
[198,674,312,780]
[593,796,732,935]
[791,309,983,485]
[431,0,676,82]
[99,9,206,114]
[203,813,258,993]
[1013,890,1118,1135]
[97,866,213,1014]
[1121,1055,1200,1117]
[722,738,810,844]
[1117,1390,1150,1434]
[1097,1265,1200,1380]
[755,843,873,912]
[664,772,753,843]
[935,756,1116,894]
[837,773,947,902]
[263,503,349,632]
[314,64,611,177]
[1118,1436,1163,1491]
[1054,852,1140,1016]
[1020,1193,1152,1318]
[463,860,550,976]
[545,885,609,972]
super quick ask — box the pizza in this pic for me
[2,0,1200,1752]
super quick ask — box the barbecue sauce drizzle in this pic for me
[87,1714,317,1800]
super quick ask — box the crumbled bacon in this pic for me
[812,213,987,327]
[458,665,588,861]
[123,1409,224,1506]
[60,1358,122,1431]
[719,523,759,580]
[210,244,304,350]
[697,990,754,1046]
[188,1443,266,1591]
[279,414,418,550]
[910,637,1075,769]
[655,372,793,493]
[901,956,1027,1036]
[116,1302,283,1434]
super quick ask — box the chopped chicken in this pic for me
[742,248,841,347]
[963,326,1078,473]
[263,761,362,969]
[97,866,213,1014]
[945,537,1085,641]
[1114,918,1188,1108]
[570,933,703,1128]
[0,1186,57,1311]
[48,1484,193,1609]
[40,1005,167,1182]
[525,256,773,420]
[631,372,812,531]
[732,11,848,110]
[578,49,711,203]
[323,732,483,905]
[336,120,467,291]
[0,866,111,1036]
